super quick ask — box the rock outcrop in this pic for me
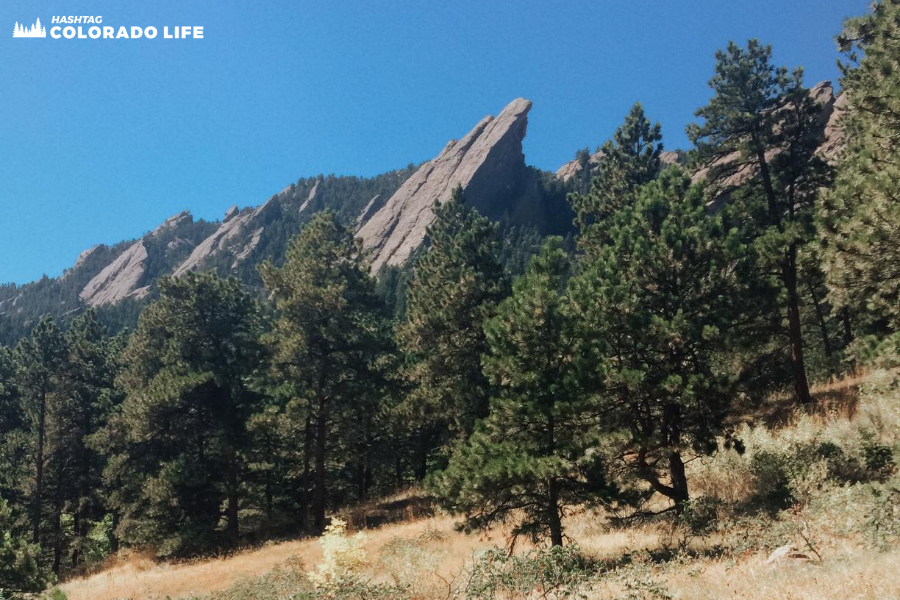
[79,241,150,307]
[172,197,282,276]
[79,211,196,307]
[820,90,847,162]
[358,98,532,271]
[693,81,838,191]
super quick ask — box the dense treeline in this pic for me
[2,3,900,596]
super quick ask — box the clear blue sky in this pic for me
[0,0,868,284]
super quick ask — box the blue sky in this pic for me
[0,0,868,284]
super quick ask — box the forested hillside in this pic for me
[1,2,900,599]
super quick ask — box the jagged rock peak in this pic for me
[151,210,193,236]
[358,97,532,272]
[172,196,281,277]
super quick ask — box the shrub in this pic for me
[465,544,595,600]
[863,480,900,552]
[309,518,368,587]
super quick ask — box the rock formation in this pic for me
[172,197,281,276]
[358,98,532,272]
[79,241,151,307]
[79,211,196,307]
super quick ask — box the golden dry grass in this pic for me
[60,515,509,600]
[61,370,900,600]
[61,540,309,600]
[60,509,900,600]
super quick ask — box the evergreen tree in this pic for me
[688,40,831,404]
[261,211,392,532]
[99,273,263,555]
[14,317,66,548]
[58,310,120,569]
[571,170,743,512]
[0,347,26,506]
[433,239,603,546]
[568,103,663,254]
[397,187,508,471]
[820,0,900,342]
[0,497,51,599]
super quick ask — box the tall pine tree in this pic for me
[434,239,603,546]
[820,0,900,346]
[397,187,508,472]
[568,103,663,254]
[261,211,392,532]
[571,170,744,512]
[100,273,263,555]
[688,40,831,403]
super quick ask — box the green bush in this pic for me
[749,450,795,511]
[465,545,594,600]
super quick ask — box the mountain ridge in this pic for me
[0,85,845,344]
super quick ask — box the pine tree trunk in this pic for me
[841,307,853,348]
[33,391,46,544]
[300,414,312,533]
[226,445,239,542]
[548,477,563,547]
[52,494,63,575]
[754,144,780,222]
[807,280,833,358]
[110,510,119,554]
[783,246,812,404]
[668,451,690,514]
[753,140,812,405]
[313,402,328,533]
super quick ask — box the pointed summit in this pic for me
[358,98,532,271]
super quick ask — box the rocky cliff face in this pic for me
[79,211,195,307]
[358,98,533,271]
[172,197,282,277]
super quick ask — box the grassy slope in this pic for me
[61,371,900,600]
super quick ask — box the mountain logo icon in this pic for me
[13,18,46,38]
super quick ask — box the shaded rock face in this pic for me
[555,148,680,183]
[358,98,532,272]
[820,90,847,162]
[172,197,282,276]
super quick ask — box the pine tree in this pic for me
[571,169,743,512]
[14,317,66,548]
[58,310,120,569]
[99,273,263,555]
[397,186,508,472]
[433,239,604,546]
[0,497,52,599]
[820,0,900,344]
[0,347,26,505]
[568,103,663,254]
[261,211,392,532]
[688,40,831,404]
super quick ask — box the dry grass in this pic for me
[61,540,310,600]
[61,370,900,600]
[61,510,900,600]
[60,516,510,600]
[661,548,900,600]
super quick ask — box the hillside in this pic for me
[58,370,900,600]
